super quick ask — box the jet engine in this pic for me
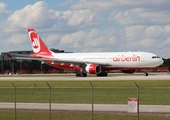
[85,64,101,74]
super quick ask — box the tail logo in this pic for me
[32,38,39,49]
[29,31,40,53]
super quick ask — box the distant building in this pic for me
[50,48,64,53]
[50,48,73,53]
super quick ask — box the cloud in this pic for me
[9,34,27,45]
[56,29,119,52]
[63,10,102,27]
[7,2,53,28]
[0,1,104,52]
[125,26,146,41]
[72,1,113,11]
[58,30,86,49]
[0,2,11,15]
[144,26,163,38]
[0,1,170,58]
[111,8,170,25]
[72,0,170,11]
[163,38,170,45]
[73,0,170,26]
[5,1,102,31]
[57,0,74,7]
[122,25,170,57]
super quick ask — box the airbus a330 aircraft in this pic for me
[11,28,164,77]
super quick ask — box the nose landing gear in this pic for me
[144,72,148,76]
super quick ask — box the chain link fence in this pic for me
[0,83,170,120]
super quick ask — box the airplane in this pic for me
[9,28,164,77]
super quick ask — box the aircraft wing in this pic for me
[6,53,32,58]
[12,56,112,66]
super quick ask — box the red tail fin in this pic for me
[28,28,52,56]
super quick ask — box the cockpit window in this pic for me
[152,56,160,59]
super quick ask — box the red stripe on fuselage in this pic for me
[46,62,153,72]
[46,62,81,71]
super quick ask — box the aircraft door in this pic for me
[141,54,146,62]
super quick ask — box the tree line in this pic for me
[0,60,58,73]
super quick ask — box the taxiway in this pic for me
[0,102,170,113]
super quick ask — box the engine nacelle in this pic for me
[85,64,101,74]
[121,70,136,74]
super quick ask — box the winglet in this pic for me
[28,28,52,56]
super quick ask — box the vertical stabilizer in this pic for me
[28,28,52,56]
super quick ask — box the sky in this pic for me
[0,0,170,58]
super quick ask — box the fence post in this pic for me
[11,82,16,120]
[46,82,51,120]
[90,82,94,120]
[134,82,139,120]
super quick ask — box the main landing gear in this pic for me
[76,72,87,77]
[76,64,88,77]
[75,72,108,77]
[97,72,108,77]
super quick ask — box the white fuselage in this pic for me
[51,51,163,68]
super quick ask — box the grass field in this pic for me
[0,74,170,119]
[0,79,170,104]
[1,109,170,120]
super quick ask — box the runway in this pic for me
[0,102,170,113]
[0,73,170,81]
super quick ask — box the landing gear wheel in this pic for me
[82,73,87,77]
[97,72,108,77]
[144,72,148,76]
[76,72,87,77]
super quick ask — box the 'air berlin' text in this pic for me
[113,55,140,62]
